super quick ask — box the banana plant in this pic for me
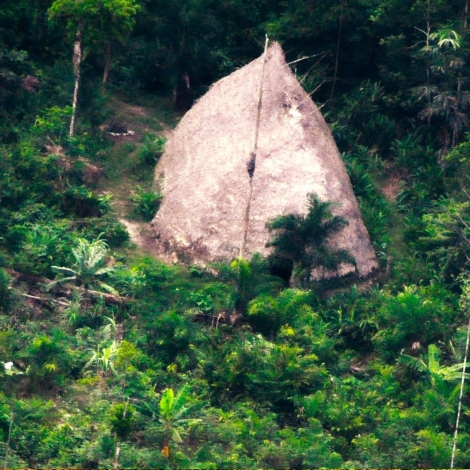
[400,344,470,395]
[158,385,202,459]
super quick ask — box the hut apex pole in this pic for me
[240,35,269,259]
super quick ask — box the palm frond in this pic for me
[45,276,77,291]
[97,282,120,295]
[51,266,77,276]
[399,353,428,374]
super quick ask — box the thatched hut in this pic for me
[151,42,378,278]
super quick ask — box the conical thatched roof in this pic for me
[151,42,378,278]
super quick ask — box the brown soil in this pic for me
[106,97,173,139]
[380,170,407,201]
[118,218,161,256]
[97,97,175,256]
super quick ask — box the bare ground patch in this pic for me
[380,169,407,201]
[104,96,174,140]
[118,218,160,256]
[95,94,177,255]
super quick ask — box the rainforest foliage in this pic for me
[2,0,470,467]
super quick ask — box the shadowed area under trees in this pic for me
[266,193,357,286]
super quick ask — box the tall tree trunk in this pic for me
[113,441,121,470]
[425,0,431,98]
[113,400,128,470]
[3,411,13,469]
[173,27,187,109]
[103,43,111,85]
[70,25,83,137]
[464,0,469,30]
[450,312,470,468]
[330,0,345,99]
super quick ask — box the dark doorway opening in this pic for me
[269,257,293,287]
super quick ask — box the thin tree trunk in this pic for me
[464,0,469,30]
[451,314,470,468]
[113,400,129,470]
[330,0,345,99]
[162,435,170,459]
[452,125,458,148]
[173,27,187,106]
[103,43,111,85]
[70,25,83,137]
[113,442,121,470]
[3,411,13,469]
[425,0,431,101]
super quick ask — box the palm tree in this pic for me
[229,255,282,313]
[46,236,117,295]
[266,193,356,286]
[414,28,469,149]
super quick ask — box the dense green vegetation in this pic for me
[2,0,470,467]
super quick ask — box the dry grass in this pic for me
[151,42,378,278]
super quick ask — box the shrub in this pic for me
[23,330,80,389]
[61,186,112,218]
[0,268,11,312]
[188,289,215,314]
[138,134,166,165]
[344,154,392,252]
[247,289,315,336]
[415,199,470,283]
[372,284,457,359]
[78,214,130,247]
[11,221,75,276]
[30,106,72,145]
[130,186,163,222]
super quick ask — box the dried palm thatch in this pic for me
[151,42,378,278]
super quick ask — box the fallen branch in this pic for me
[21,293,48,301]
[20,292,70,307]
[191,311,242,327]
[86,289,130,305]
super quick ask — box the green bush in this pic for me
[344,154,392,251]
[0,268,11,312]
[138,134,166,165]
[188,289,215,313]
[61,186,112,218]
[11,221,75,276]
[414,199,470,283]
[22,330,80,390]
[372,284,457,359]
[31,106,72,144]
[78,214,130,247]
[328,81,397,155]
[130,186,163,222]
[247,289,315,336]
